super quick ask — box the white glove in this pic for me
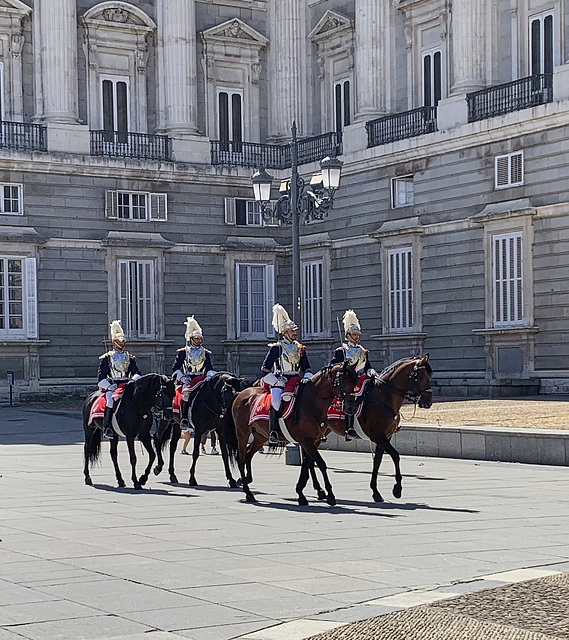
[98,379,115,392]
[206,370,216,381]
[302,372,313,380]
[174,370,184,382]
[367,369,377,377]
[132,373,141,381]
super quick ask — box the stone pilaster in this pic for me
[268,0,306,142]
[37,0,78,123]
[354,0,390,122]
[156,0,199,135]
[451,0,487,93]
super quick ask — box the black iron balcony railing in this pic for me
[90,130,172,161]
[0,121,47,152]
[467,73,553,122]
[366,106,438,148]
[210,131,343,169]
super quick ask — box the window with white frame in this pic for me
[0,184,23,215]
[391,176,414,208]
[333,78,351,133]
[118,259,155,338]
[422,49,442,107]
[303,260,324,337]
[101,76,129,139]
[224,198,279,227]
[493,232,523,327]
[388,247,413,332]
[235,263,275,338]
[218,89,243,152]
[495,152,523,188]
[529,12,554,76]
[105,191,167,221]
[0,256,37,338]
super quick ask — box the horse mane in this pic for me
[379,356,431,380]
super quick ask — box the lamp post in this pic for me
[251,122,343,339]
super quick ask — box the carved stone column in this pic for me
[354,0,390,121]
[268,0,306,141]
[156,0,199,135]
[37,0,78,122]
[451,0,487,93]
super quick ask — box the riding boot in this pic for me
[179,400,194,437]
[268,406,279,444]
[102,407,115,439]
[345,412,358,441]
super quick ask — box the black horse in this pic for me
[83,373,175,489]
[154,372,248,487]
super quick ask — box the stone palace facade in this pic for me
[1,0,569,400]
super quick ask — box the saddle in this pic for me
[88,383,127,426]
[249,376,301,425]
[326,375,371,421]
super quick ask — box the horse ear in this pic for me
[420,353,429,365]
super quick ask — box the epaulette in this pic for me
[267,342,279,348]
[177,346,187,352]
[99,351,112,359]
[130,354,136,359]
[205,348,212,354]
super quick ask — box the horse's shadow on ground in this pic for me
[90,483,197,498]
[336,498,479,514]
[328,467,447,482]
[241,496,401,517]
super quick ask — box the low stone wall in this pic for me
[320,424,569,466]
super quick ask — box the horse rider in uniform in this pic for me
[261,304,312,444]
[172,315,216,437]
[98,320,141,439]
[330,309,378,440]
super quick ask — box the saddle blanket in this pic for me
[173,376,206,414]
[327,376,370,421]
[249,376,300,425]
[88,383,127,426]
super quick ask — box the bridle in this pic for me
[150,381,173,421]
[378,361,432,404]
[199,378,234,420]
[332,364,357,411]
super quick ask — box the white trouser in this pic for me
[270,387,282,412]
[263,372,285,411]
[98,380,118,409]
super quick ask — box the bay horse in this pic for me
[230,361,358,506]
[153,372,247,487]
[83,373,175,489]
[322,354,433,502]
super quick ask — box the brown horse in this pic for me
[230,361,358,506]
[322,354,433,502]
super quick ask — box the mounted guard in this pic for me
[261,303,312,444]
[330,309,378,440]
[98,320,141,439]
[172,315,216,436]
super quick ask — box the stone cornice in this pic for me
[0,225,47,243]
[201,18,268,48]
[102,231,174,248]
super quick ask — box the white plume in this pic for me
[110,320,125,341]
[342,309,361,333]
[271,304,291,333]
[184,315,202,341]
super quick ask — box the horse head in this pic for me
[152,374,176,422]
[382,354,433,408]
[328,360,358,414]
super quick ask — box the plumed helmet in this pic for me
[184,315,203,342]
[342,309,361,336]
[271,303,297,334]
[110,320,126,344]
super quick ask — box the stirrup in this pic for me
[345,427,358,441]
[103,427,115,439]
[268,430,279,444]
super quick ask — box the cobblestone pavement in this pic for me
[307,573,569,640]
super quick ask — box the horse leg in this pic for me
[237,430,256,503]
[138,429,156,487]
[304,442,336,507]
[370,442,386,503]
[217,432,238,488]
[109,433,125,487]
[295,450,313,506]
[126,436,142,490]
[153,420,167,476]
[308,452,327,501]
[188,429,202,486]
[168,422,181,483]
[383,437,403,499]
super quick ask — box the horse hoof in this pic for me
[84,478,93,486]
[392,485,402,499]
[236,478,243,487]
[170,474,178,484]
[153,466,162,476]
[229,479,238,489]
[118,480,126,488]
[134,483,142,490]
[246,494,257,503]
[317,490,327,501]
[298,496,309,506]
[188,479,197,487]
[373,492,384,502]
[326,495,337,507]
[139,477,148,486]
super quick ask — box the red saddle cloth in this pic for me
[327,375,370,421]
[88,383,127,425]
[173,375,206,414]
[249,376,300,425]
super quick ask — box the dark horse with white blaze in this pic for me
[153,372,248,486]
[322,354,433,502]
[230,361,358,506]
[83,373,175,489]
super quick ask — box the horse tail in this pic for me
[83,392,103,465]
[221,404,239,466]
[86,427,102,465]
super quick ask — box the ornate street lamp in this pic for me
[251,122,343,339]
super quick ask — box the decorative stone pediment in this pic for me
[309,10,353,42]
[0,0,31,15]
[83,2,156,30]
[202,18,268,47]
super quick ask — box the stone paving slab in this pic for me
[2,405,569,640]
